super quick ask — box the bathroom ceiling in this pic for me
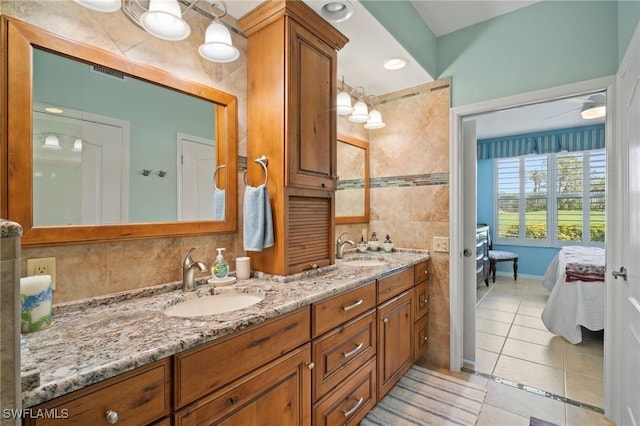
[227,0,603,139]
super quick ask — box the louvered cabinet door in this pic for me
[287,195,333,273]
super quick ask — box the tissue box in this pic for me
[20,275,53,333]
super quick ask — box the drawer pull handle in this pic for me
[424,336,429,341]
[342,342,364,358]
[342,299,364,312]
[343,396,365,417]
[105,410,119,424]
[306,362,315,370]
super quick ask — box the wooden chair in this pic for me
[488,250,518,283]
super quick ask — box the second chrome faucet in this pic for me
[336,232,356,259]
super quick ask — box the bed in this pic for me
[541,246,605,344]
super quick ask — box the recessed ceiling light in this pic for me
[45,107,64,114]
[383,57,407,71]
[320,1,353,23]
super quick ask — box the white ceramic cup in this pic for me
[235,257,251,280]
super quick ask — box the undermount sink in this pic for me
[343,259,388,267]
[163,292,264,318]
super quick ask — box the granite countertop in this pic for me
[20,249,429,407]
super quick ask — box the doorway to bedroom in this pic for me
[465,91,607,412]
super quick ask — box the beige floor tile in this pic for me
[482,293,523,304]
[502,338,564,369]
[519,294,549,307]
[564,335,604,358]
[477,307,517,324]
[508,324,565,347]
[476,318,512,337]
[493,355,565,396]
[513,313,548,331]
[476,404,530,426]
[483,381,566,425]
[473,348,500,375]
[564,351,603,379]
[565,405,614,426]
[517,304,544,317]
[565,371,604,408]
[477,331,507,353]
[478,299,520,313]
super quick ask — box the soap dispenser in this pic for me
[368,232,380,251]
[211,248,229,280]
[383,234,394,253]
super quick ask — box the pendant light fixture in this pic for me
[42,135,62,150]
[336,76,354,116]
[348,87,369,123]
[74,0,239,63]
[198,0,239,62]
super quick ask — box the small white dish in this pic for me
[207,276,237,286]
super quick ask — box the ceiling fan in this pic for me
[543,93,606,121]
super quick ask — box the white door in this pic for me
[618,29,640,426]
[178,133,215,221]
[462,120,478,365]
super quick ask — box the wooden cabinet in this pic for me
[377,290,414,400]
[174,307,310,409]
[25,359,171,426]
[311,282,376,337]
[174,344,311,426]
[313,357,376,426]
[238,1,348,276]
[413,260,430,361]
[377,267,414,304]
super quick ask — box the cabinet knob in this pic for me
[105,410,119,424]
[306,362,315,370]
[383,317,388,323]
[424,336,428,342]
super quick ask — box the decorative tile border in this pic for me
[370,172,449,189]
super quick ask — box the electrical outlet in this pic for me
[433,237,450,253]
[26,257,56,290]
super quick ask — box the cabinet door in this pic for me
[377,290,414,400]
[414,281,429,321]
[287,20,337,190]
[175,345,312,426]
[414,314,429,361]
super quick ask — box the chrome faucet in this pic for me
[182,247,207,291]
[336,232,356,259]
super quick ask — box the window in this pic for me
[495,149,605,246]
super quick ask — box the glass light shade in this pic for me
[72,139,83,152]
[349,100,369,123]
[581,105,606,119]
[140,0,191,41]
[198,21,240,63]
[42,135,62,150]
[364,109,386,129]
[73,0,121,13]
[336,90,353,116]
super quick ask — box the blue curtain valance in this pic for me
[477,124,605,160]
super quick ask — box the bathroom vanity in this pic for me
[20,250,429,425]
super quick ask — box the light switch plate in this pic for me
[433,237,450,253]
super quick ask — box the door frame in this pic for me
[449,75,616,416]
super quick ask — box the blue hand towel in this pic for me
[213,188,225,220]
[243,184,274,251]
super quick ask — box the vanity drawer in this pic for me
[174,307,310,409]
[414,281,429,320]
[377,268,414,303]
[313,357,376,426]
[312,282,376,337]
[414,260,429,285]
[312,310,376,401]
[26,358,171,426]
[414,314,429,361]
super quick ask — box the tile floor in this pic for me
[473,274,611,425]
[418,274,613,426]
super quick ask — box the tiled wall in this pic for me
[337,79,452,368]
[2,1,248,303]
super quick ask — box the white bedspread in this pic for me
[541,247,605,344]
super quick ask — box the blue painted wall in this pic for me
[477,158,559,277]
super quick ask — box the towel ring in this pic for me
[213,165,226,190]
[243,155,269,186]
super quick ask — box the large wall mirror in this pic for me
[2,17,238,245]
[336,135,370,224]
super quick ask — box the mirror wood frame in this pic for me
[1,17,238,246]
[336,134,370,224]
